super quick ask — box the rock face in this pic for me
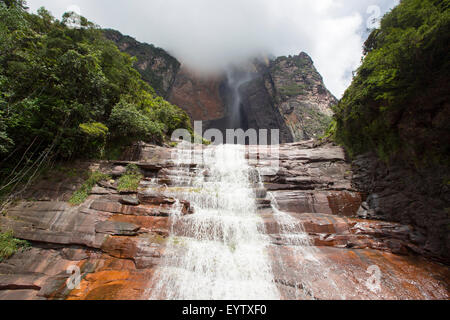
[103,29,180,98]
[104,30,335,143]
[170,55,336,143]
[167,67,226,121]
[0,142,448,300]
[269,53,337,140]
[352,153,450,263]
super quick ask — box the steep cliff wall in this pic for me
[269,53,337,140]
[104,30,336,142]
[331,0,449,263]
[103,29,180,98]
[169,53,336,143]
[167,68,226,122]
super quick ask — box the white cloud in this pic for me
[26,0,399,97]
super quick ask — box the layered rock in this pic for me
[0,142,448,300]
[250,141,449,299]
[351,153,450,263]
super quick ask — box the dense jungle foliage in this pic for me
[331,0,449,165]
[0,1,191,196]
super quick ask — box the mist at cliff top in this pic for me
[27,0,399,98]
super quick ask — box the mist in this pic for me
[26,0,399,98]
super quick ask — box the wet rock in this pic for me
[254,188,267,199]
[255,199,272,209]
[1,141,448,300]
[95,221,140,236]
[119,196,140,206]
[138,188,176,205]
[352,152,450,262]
[248,168,261,184]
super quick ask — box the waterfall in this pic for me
[149,144,280,300]
[147,143,345,300]
[267,192,345,300]
[225,69,254,130]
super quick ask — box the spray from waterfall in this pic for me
[147,143,345,300]
[149,144,280,300]
[267,191,345,299]
[225,69,254,131]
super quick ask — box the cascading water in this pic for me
[267,192,345,300]
[225,69,254,131]
[149,144,280,300]
[148,143,344,300]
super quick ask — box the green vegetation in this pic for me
[331,0,449,165]
[103,29,181,97]
[279,84,307,97]
[0,1,191,199]
[69,171,111,205]
[0,230,29,262]
[117,164,143,192]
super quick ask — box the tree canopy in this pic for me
[331,0,449,165]
[0,1,191,164]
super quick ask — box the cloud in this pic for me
[26,0,399,97]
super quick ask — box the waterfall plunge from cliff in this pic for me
[224,69,254,132]
[148,144,280,300]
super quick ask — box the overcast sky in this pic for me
[26,0,399,98]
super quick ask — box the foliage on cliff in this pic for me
[103,29,181,98]
[0,1,191,163]
[332,0,449,165]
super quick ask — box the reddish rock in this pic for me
[168,67,226,122]
[0,141,448,301]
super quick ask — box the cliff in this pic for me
[269,53,337,140]
[331,0,449,262]
[166,53,336,143]
[167,67,226,121]
[103,29,180,98]
[0,142,448,299]
[103,29,336,143]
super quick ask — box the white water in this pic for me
[149,144,280,300]
[225,69,254,129]
[267,192,345,299]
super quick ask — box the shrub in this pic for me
[0,230,29,262]
[117,164,143,192]
[332,0,450,165]
[69,171,111,205]
[109,100,165,143]
[79,122,109,157]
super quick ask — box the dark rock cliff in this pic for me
[352,153,449,263]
